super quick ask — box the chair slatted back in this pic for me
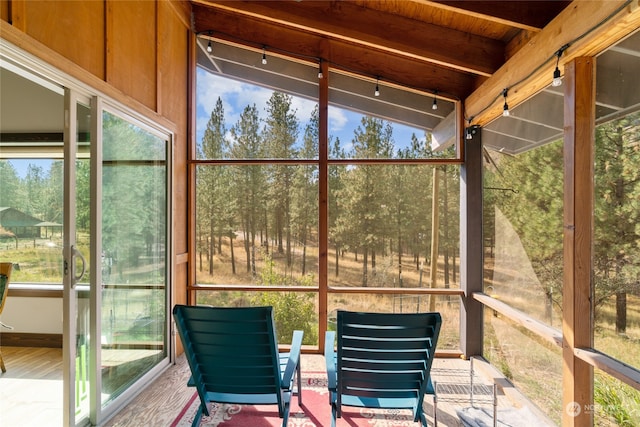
[336,311,442,407]
[173,305,282,401]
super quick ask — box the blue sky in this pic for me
[195,68,425,155]
[9,159,52,180]
[7,70,426,179]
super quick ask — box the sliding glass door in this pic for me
[67,96,172,427]
[62,89,92,426]
[96,108,170,420]
[1,42,171,427]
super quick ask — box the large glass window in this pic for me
[328,164,460,290]
[483,82,565,423]
[483,138,564,326]
[194,45,321,346]
[482,28,640,424]
[328,71,457,159]
[194,39,461,351]
[195,164,318,284]
[593,30,640,411]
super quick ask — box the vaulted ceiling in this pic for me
[190,0,571,104]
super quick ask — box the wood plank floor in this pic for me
[0,346,63,427]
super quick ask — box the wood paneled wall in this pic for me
[1,0,191,350]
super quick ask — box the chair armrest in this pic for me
[325,331,336,390]
[281,330,304,389]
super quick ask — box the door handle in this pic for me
[71,245,87,286]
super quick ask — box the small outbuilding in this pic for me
[0,207,61,239]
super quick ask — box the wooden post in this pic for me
[460,128,483,357]
[562,57,595,426]
[318,54,329,352]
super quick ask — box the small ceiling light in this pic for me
[374,77,380,97]
[502,88,510,117]
[552,44,569,87]
[466,119,474,139]
[432,90,438,110]
[207,31,213,53]
[318,59,323,79]
[552,67,562,87]
[262,47,267,65]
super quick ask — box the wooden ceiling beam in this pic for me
[192,0,504,76]
[428,0,571,31]
[192,5,475,100]
[465,0,640,126]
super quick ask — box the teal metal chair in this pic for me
[172,305,303,427]
[325,310,442,427]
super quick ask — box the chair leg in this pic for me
[297,359,302,406]
[191,404,204,427]
[281,402,290,427]
[433,388,438,427]
[331,403,337,427]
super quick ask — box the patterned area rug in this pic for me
[171,372,422,427]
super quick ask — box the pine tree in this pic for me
[594,113,640,333]
[263,92,299,267]
[230,104,265,275]
[199,98,229,275]
[292,105,319,275]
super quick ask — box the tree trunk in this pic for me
[277,207,284,254]
[209,224,214,275]
[362,248,368,286]
[230,235,236,274]
[264,210,269,255]
[243,227,250,273]
[616,291,627,334]
[429,168,440,311]
[302,243,307,275]
[398,237,402,286]
[371,250,376,277]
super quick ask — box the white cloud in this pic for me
[291,97,317,124]
[328,106,348,133]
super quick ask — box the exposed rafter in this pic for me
[192,3,476,100]
[192,0,504,76]
[191,0,578,105]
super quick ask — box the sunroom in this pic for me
[1,1,639,426]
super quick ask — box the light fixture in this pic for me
[374,77,380,97]
[202,30,213,53]
[318,59,323,79]
[262,46,267,65]
[466,119,475,140]
[552,44,569,87]
[552,67,562,87]
[502,88,510,117]
[432,90,438,110]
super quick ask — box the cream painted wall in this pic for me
[1,296,63,334]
